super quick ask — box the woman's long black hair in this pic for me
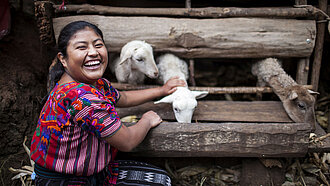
[47,21,104,93]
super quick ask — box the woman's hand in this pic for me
[161,76,186,96]
[116,76,186,108]
[107,110,162,152]
[141,111,162,128]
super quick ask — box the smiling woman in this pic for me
[57,27,108,85]
[30,21,186,185]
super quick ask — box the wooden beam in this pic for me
[53,4,318,18]
[116,101,293,123]
[52,15,316,58]
[125,122,310,157]
[111,82,313,94]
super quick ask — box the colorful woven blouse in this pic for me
[30,78,122,177]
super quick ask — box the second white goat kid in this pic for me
[154,53,208,123]
[112,40,159,84]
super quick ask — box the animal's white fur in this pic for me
[154,53,208,123]
[251,58,296,88]
[156,53,189,85]
[111,40,158,84]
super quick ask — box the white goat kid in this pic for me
[154,53,208,123]
[112,40,159,84]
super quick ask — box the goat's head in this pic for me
[154,87,208,123]
[119,40,159,79]
[280,85,318,131]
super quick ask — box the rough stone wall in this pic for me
[0,12,47,155]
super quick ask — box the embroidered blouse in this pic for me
[30,78,122,177]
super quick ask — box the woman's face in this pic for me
[59,27,108,84]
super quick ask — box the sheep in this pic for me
[154,53,208,123]
[251,58,318,131]
[111,40,159,84]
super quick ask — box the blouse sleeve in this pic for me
[68,85,122,139]
[99,78,121,104]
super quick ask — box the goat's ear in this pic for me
[192,91,209,99]
[288,90,298,100]
[154,94,174,104]
[119,47,136,65]
[118,58,129,65]
[308,89,320,95]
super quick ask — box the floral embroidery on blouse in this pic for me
[31,78,121,164]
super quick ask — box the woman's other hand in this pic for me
[141,111,162,128]
[106,110,162,152]
[161,76,186,96]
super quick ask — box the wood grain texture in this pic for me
[126,122,310,157]
[111,83,313,94]
[53,5,316,18]
[116,101,293,123]
[53,15,316,58]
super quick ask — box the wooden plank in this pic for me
[116,101,293,123]
[112,83,313,94]
[53,4,316,18]
[52,16,316,58]
[125,122,310,157]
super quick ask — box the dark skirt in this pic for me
[34,160,171,186]
[116,160,171,186]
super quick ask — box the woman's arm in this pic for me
[107,77,185,151]
[116,76,186,107]
[105,110,161,151]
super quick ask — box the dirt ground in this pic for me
[0,6,329,186]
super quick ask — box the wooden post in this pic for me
[189,59,196,86]
[35,0,57,91]
[296,58,310,85]
[311,0,328,91]
[185,0,191,9]
[35,1,56,47]
[295,0,307,5]
[185,0,196,86]
[295,0,310,85]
